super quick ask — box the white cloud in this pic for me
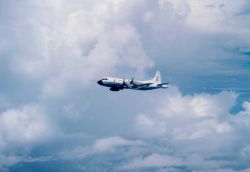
[5,0,153,97]
[0,104,52,144]
[140,0,250,36]
[0,0,250,171]
[238,102,250,116]
[132,87,250,170]
[57,136,146,160]
[91,136,145,153]
[0,104,53,170]
[120,153,234,171]
[233,101,250,129]
[183,0,250,33]
[120,153,182,170]
[2,0,249,99]
[136,86,236,140]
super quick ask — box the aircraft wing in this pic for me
[132,82,153,87]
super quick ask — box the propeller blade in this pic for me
[122,78,126,87]
[130,77,134,85]
[123,78,131,88]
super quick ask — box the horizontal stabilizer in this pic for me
[157,82,169,88]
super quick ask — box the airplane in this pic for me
[97,70,169,91]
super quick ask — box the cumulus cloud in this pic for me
[18,87,250,171]
[0,104,52,144]
[238,102,250,116]
[132,86,250,171]
[184,0,250,33]
[0,0,250,171]
[58,136,146,160]
[2,0,249,98]
[5,91,250,171]
[136,86,237,139]
[0,104,53,170]
[2,0,153,97]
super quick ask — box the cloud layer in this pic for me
[136,86,236,139]
[0,0,250,171]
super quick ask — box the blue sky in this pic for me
[0,0,250,171]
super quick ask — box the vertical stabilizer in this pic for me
[153,70,161,84]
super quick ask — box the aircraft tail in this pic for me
[153,70,161,84]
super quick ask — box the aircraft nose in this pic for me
[97,80,103,85]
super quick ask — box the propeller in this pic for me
[123,78,131,88]
[130,77,134,85]
[129,77,134,88]
[122,78,126,87]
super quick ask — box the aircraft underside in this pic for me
[109,86,159,91]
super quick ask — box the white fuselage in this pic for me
[98,77,159,90]
[98,71,168,91]
[97,70,168,91]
